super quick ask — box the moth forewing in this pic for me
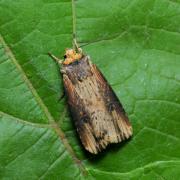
[61,54,132,154]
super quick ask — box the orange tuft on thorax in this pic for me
[63,49,82,65]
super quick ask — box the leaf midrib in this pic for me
[0,35,87,175]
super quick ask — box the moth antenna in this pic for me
[74,38,79,49]
[73,33,82,53]
[48,52,63,65]
[73,39,83,54]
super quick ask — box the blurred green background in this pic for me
[0,0,180,179]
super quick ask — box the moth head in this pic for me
[63,48,83,65]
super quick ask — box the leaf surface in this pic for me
[0,0,180,179]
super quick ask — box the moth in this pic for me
[49,46,132,154]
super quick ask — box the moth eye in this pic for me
[64,55,67,59]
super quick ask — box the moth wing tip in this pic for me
[85,146,99,155]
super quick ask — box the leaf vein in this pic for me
[5,129,48,167]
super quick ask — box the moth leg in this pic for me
[48,52,63,65]
[58,90,65,102]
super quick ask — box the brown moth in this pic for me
[49,47,132,154]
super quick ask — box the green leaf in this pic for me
[0,0,180,179]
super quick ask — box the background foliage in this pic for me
[0,0,180,179]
